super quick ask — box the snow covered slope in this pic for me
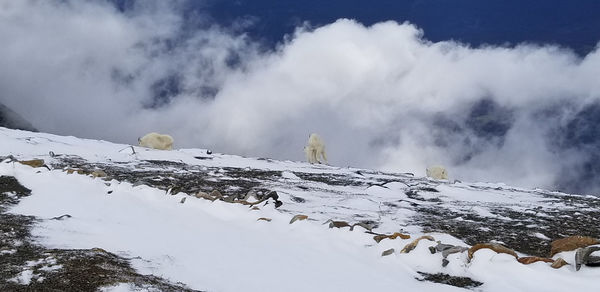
[1,127,599,291]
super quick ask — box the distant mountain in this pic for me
[0,103,37,132]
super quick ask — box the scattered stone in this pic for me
[240,190,258,201]
[167,186,182,196]
[441,246,468,260]
[373,232,411,243]
[206,150,212,155]
[550,236,600,257]
[209,190,223,199]
[50,214,72,220]
[419,187,439,193]
[90,170,107,178]
[179,197,186,204]
[221,195,237,203]
[575,246,600,271]
[349,222,374,231]
[65,168,85,175]
[517,256,555,265]
[90,247,108,253]
[324,219,351,229]
[381,248,395,257]
[18,159,45,168]
[400,235,435,254]
[468,243,518,261]
[551,258,569,269]
[290,196,306,203]
[194,191,211,200]
[236,190,283,208]
[289,214,309,224]
[429,242,456,254]
[265,190,279,201]
[417,272,483,289]
[428,242,468,267]
[193,156,211,160]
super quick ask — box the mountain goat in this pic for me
[138,132,173,150]
[304,133,327,164]
[426,165,448,180]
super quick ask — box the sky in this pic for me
[1,0,600,195]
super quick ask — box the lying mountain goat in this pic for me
[304,133,327,164]
[138,132,173,150]
[426,165,448,180]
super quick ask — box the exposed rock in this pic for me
[428,242,468,267]
[517,256,555,265]
[65,168,86,175]
[349,222,375,232]
[429,242,456,254]
[441,246,468,259]
[209,190,223,199]
[18,159,45,168]
[373,232,411,243]
[550,236,600,257]
[417,272,483,289]
[551,258,569,269]
[381,248,395,256]
[289,214,308,224]
[50,214,72,220]
[1,175,193,291]
[468,243,518,261]
[195,191,214,201]
[575,246,600,271]
[91,170,107,178]
[400,235,435,254]
[324,219,351,229]
[290,196,306,203]
[0,103,37,132]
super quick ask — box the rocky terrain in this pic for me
[1,127,599,291]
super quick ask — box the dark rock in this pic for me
[51,214,72,220]
[575,246,600,271]
[0,175,197,291]
[0,103,37,132]
[417,272,483,289]
[290,196,306,203]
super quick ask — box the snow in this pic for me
[1,127,600,291]
[10,269,34,285]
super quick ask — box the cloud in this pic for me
[1,0,599,195]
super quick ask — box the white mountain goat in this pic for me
[426,165,449,180]
[304,133,327,164]
[138,132,174,150]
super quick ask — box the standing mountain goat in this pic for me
[138,132,173,150]
[304,133,327,164]
[426,165,448,180]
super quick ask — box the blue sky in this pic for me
[180,0,600,55]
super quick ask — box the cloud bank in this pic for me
[1,0,599,195]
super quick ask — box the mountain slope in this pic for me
[1,126,599,291]
[0,103,37,132]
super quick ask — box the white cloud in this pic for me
[1,0,599,194]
